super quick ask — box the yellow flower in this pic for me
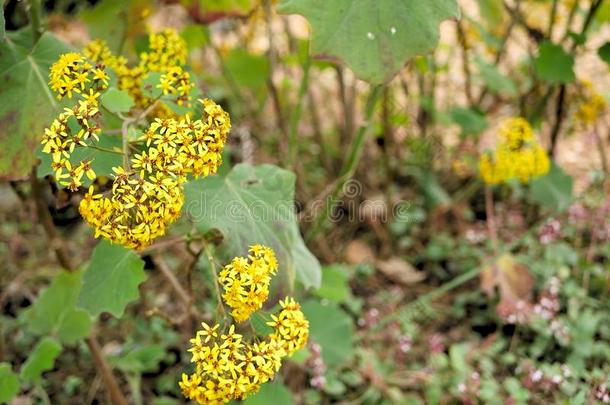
[267,297,309,356]
[219,245,278,322]
[479,118,550,185]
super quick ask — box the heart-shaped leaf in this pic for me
[277,0,459,84]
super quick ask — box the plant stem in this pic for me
[28,0,43,44]
[306,85,383,241]
[485,185,499,253]
[88,145,124,155]
[288,53,312,168]
[203,243,227,319]
[30,168,128,405]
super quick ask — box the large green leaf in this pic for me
[80,0,129,53]
[529,163,573,212]
[0,29,71,179]
[20,337,62,383]
[183,164,321,289]
[301,300,355,367]
[78,240,146,318]
[277,0,459,84]
[534,41,575,84]
[0,363,19,403]
[24,270,92,345]
[242,381,293,405]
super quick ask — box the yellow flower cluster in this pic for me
[479,118,550,185]
[157,66,195,106]
[83,29,188,108]
[574,80,607,126]
[218,245,279,322]
[266,297,310,356]
[79,98,231,250]
[41,53,109,190]
[181,247,309,405]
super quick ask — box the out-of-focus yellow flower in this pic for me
[267,297,309,356]
[479,118,550,185]
[574,80,607,127]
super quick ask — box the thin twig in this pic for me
[151,253,197,313]
[203,243,227,319]
[485,185,499,253]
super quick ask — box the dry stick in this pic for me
[30,170,128,405]
[456,21,474,106]
[306,85,383,241]
[484,185,499,253]
[593,125,609,174]
[151,253,199,316]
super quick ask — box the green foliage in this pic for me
[301,300,354,367]
[475,56,517,96]
[184,163,322,289]
[111,344,167,373]
[314,264,351,303]
[598,42,610,66]
[449,106,488,137]
[277,0,459,84]
[242,381,293,405]
[78,240,146,318]
[80,0,129,52]
[181,24,209,50]
[0,0,5,42]
[224,49,269,90]
[534,41,575,84]
[24,270,92,345]
[0,363,19,403]
[20,337,62,383]
[101,87,135,114]
[529,163,573,212]
[0,29,70,179]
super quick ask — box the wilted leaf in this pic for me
[481,254,534,318]
[183,163,322,289]
[277,0,459,84]
[0,29,71,179]
[376,257,426,285]
[78,240,146,318]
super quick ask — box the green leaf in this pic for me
[111,345,166,373]
[277,0,459,84]
[250,311,274,336]
[224,49,269,89]
[184,163,322,289]
[242,381,293,405]
[100,87,134,114]
[78,240,146,318]
[598,42,610,66]
[57,309,93,345]
[314,264,351,303]
[80,0,129,53]
[534,41,575,84]
[24,270,92,344]
[181,24,209,51]
[529,163,573,212]
[197,0,258,14]
[0,29,71,180]
[449,106,488,136]
[20,337,62,383]
[36,132,123,183]
[301,300,354,367]
[0,363,19,403]
[0,0,5,42]
[475,56,517,96]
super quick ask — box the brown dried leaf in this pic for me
[376,257,426,285]
[481,253,535,317]
[344,240,375,265]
